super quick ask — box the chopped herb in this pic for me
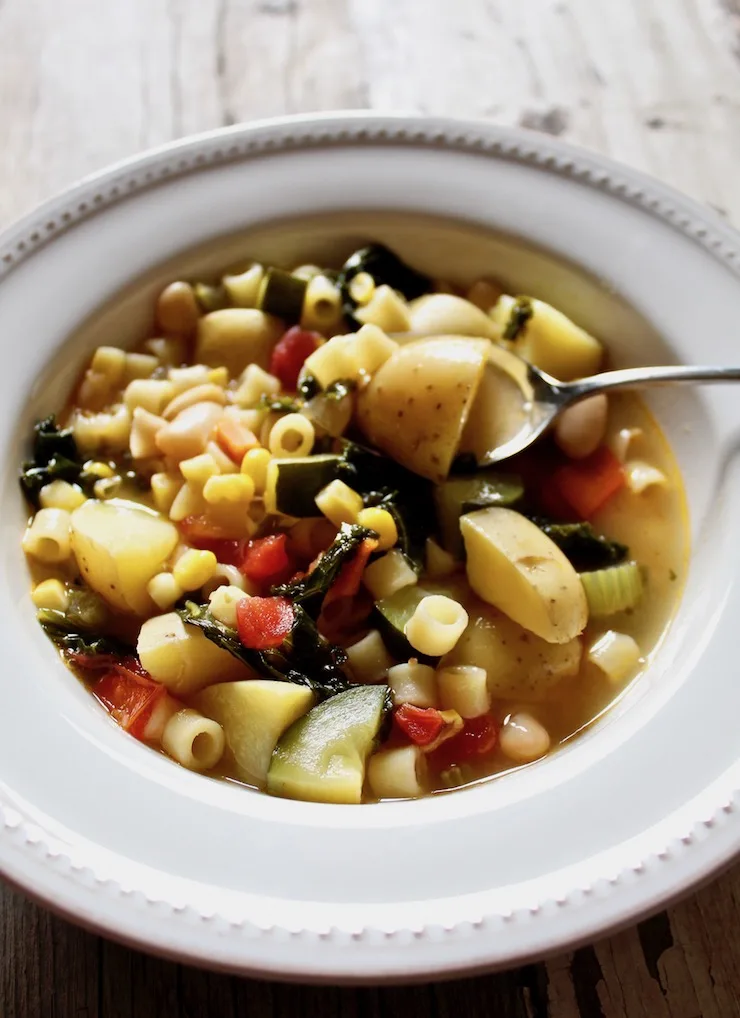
[272,523,376,615]
[298,373,321,400]
[529,518,628,572]
[503,296,534,341]
[177,600,350,699]
[323,378,356,401]
[669,568,677,582]
[258,393,303,413]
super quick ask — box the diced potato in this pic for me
[408,294,501,339]
[195,309,284,376]
[512,299,602,381]
[441,601,582,701]
[138,613,253,696]
[193,680,315,787]
[70,500,179,615]
[356,336,489,483]
[460,508,587,643]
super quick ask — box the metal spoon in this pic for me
[471,344,740,465]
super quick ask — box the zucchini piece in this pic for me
[258,267,308,323]
[580,561,643,616]
[265,454,343,516]
[193,680,315,788]
[267,684,390,803]
[375,584,429,660]
[434,472,524,557]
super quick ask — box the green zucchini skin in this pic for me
[258,268,308,323]
[374,584,436,662]
[271,454,344,517]
[434,472,524,557]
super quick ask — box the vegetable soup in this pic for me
[20,243,688,803]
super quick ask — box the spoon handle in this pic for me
[560,365,740,402]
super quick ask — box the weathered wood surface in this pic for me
[2,0,740,1014]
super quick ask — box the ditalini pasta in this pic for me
[20,242,688,802]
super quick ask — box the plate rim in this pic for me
[2,111,740,980]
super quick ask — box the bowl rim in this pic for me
[2,111,740,982]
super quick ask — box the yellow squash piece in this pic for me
[70,499,179,615]
[194,680,315,787]
[356,336,489,483]
[460,507,588,643]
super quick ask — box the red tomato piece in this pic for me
[324,537,379,606]
[553,446,625,519]
[240,534,294,588]
[215,417,258,463]
[179,514,240,545]
[430,713,499,770]
[178,530,246,567]
[236,595,295,650]
[394,704,446,746]
[269,326,321,391]
[94,669,167,741]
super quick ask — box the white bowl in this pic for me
[1,113,739,983]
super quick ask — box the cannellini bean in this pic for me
[156,281,200,336]
[499,712,551,763]
[554,394,608,459]
[155,401,224,462]
[162,383,227,420]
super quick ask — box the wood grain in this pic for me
[2,0,740,1014]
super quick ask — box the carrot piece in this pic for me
[553,446,625,518]
[215,418,259,463]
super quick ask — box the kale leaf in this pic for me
[503,296,534,341]
[20,415,92,508]
[37,609,134,658]
[529,519,628,572]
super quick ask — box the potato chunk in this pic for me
[356,336,489,482]
[195,309,284,376]
[460,507,587,643]
[70,500,179,616]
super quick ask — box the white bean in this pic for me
[499,712,551,763]
[554,394,608,459]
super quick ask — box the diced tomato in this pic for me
[179,514,242,546]
[553,446,625,519]
[324,537,379,606]
[394,704,446,746]
[178,529,246,567]
[94,669,168,741]
[215,417,259,463]
[429,713,499,771]
[269,326,321,391]
[236,595,295,650]
[239,534,294,589]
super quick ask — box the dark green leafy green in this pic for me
[529,518,628,572]
[503,296,534,341]
[37,609,133,658]
[258,393,303,413]
[337,243,431,327]
[20,415,92,508]
[177,601,350,699]
[272,523,376,615]
[298,373,321,400]
[435,471,525,556]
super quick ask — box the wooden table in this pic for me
[2,1,740,1014]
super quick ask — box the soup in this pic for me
[20,243,688,803]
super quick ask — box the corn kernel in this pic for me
[203,473,255,505]
[147,572,184,611]
[173,549,218,591]
[180,452,220,487]
[84,460,114,479]
[90,346,126,385]
[151,472,183,514]
[39,480,87,512]
[315,479,364,527]
[240,447,271,492]
[31,578,69,612]
[356,506,398,551]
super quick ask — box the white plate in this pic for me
[1,113,740,983]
